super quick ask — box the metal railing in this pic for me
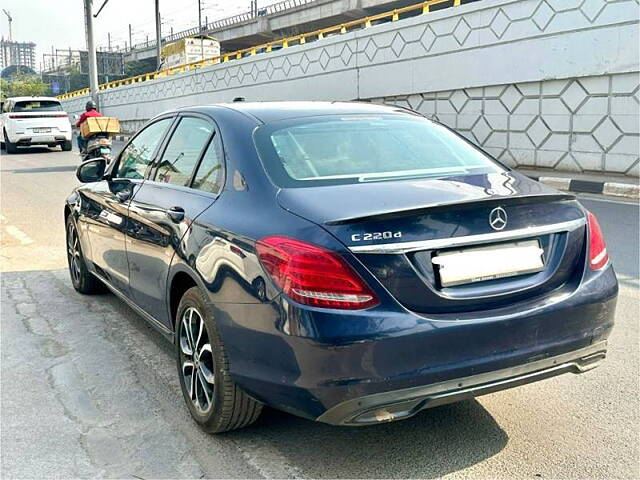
[125,0,317,52]
[58,0,469,100]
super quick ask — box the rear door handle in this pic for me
[167,206,185,223]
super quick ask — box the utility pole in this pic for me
[2,9,11,41]
[198,0,203,61]
[107,32,111,51]
[128,24,133,50]
[83,0,100,107]
[155,0,162,70]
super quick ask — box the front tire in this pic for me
[66,215,103,294]
[176,287,262,433]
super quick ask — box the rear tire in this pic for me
[66,215,103,294]
[62,140,72,151]
[176,287,262,433]
[4,131,17,154]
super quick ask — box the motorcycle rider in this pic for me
[75,100,103,153]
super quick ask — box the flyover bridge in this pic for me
[124,0,473,61]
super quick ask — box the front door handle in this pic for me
[167,206,185,223]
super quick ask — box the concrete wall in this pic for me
[62,0,640,176]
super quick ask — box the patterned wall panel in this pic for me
[371,72,639,176]
[61,0,639,176]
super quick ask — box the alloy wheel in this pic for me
[67,221,81,284]
[179,307,216,413]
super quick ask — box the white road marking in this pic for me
[3,225,34,246]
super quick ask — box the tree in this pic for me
[0,74,50,100]
[124,58,156,77]
[67,67,89,92]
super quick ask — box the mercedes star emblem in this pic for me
[489,207,508,231]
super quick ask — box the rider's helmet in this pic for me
[85,100,97,111]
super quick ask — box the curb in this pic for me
[529,175,639,200]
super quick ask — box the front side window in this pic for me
[254,114,504,188]
[155,117,213,187]
[192,133,224,194]
[117,118,173,179]
[13,100,63,112]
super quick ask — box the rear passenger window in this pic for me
[192,134,223,194]
[156,117,212,187]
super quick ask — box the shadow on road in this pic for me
[11,165,79,174]
[232,401,508,478]
[1,146,64,155]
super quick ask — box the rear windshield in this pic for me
[12,100,63,112]
[254,114,504,188]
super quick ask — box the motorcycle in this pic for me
[82,132,114,163]
[72,114,120,163]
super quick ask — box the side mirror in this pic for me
[72,114,79,122]
[76,158,106,183]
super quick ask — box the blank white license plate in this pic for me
[432,240,544,287]
[33,128,51,133]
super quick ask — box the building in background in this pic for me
[0,38,36,71]
[41,49,126,94]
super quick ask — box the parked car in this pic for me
[65,102,617,433]
[1,96,72,153]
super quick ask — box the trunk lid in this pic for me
[277,172,587,313]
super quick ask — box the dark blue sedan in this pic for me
[65,102,617,432]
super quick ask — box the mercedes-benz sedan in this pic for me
[65,102,617,432]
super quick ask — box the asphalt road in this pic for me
[1,145,639,479]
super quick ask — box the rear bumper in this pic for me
[220,265,617,423]
[8,132,71,144]
[317,341,607,425]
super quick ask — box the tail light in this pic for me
[586,211,608,270]
[256,236,379,310]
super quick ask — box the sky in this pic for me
[1,0,280,71]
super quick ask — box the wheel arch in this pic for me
[168,268,200,331]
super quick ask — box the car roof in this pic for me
[6,96,62,102]
[184,101,413,123]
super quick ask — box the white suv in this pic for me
[1,96,72,153]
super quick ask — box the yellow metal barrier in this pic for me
[58,0,461,100]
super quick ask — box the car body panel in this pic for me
[127,181,216,327]
[74,179,138,294]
